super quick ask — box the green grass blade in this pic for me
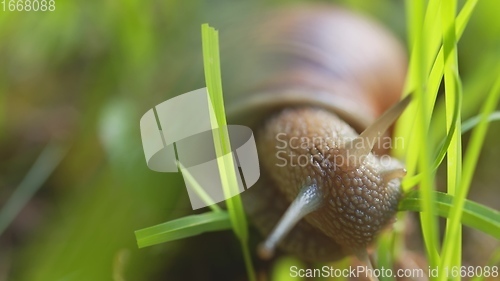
[415,97,441,268]
[177,161,222,213]
[441,67,500,276]
[402,109,500,189]
[396,0,481,270]
[394,0,427,176]
[0,141,68,236]
[431,75,461,185]
[424,0,478,117]
[456,0,480,37]
[440,0,463,276]
[201,23,256,281]
[462,111,500,133]
[403,0,441,268]
[441,0,461,195]
[134,212,231,248]
[376,232,396,281]
[400,0,480,193]
[396,0,480,150]
[399,191,500,240]
[434,110,500,170]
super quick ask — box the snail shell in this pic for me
[225,5,408,262]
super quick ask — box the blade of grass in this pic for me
[376,232,396,281]
[409,0,478,111]
[201,23,256,281]
[394,1,481,274]
[133,161,224,246]
[394,2,481,271]
[401,109,500,189]
[399,191,500,240]
[462,111,500,133]
[177,161,222,213]
[456,0,480,36]
[442,0,461,195]
[134,212,231,248]
[427,75,462,186]
[399,0,480,193]
[422,0,443,82]
[404,0,441,268]
[421,0,479,122]
[433,110,500,170]
[415,92,441,269]
[440,0,463,277]
[0,141,67,236]
[441,67,500,278]
[394,0,427,176]
[396,0,479,158]
[394,0,441,166]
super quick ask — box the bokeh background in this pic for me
[0,0,499,280]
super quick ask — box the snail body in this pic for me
[225,5,409,262]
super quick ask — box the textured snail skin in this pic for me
[226,5,408,262]
[248,107,403,261]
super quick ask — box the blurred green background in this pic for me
[0,0,499,280]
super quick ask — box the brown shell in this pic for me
[226,5,407,133]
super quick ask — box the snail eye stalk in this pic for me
[258,183,323,259]
[340,95,412,169]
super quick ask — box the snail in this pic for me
[223,5,409,264]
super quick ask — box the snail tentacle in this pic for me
[340,95,412,169]
[380,168,407,183]
[258,183,324,259]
